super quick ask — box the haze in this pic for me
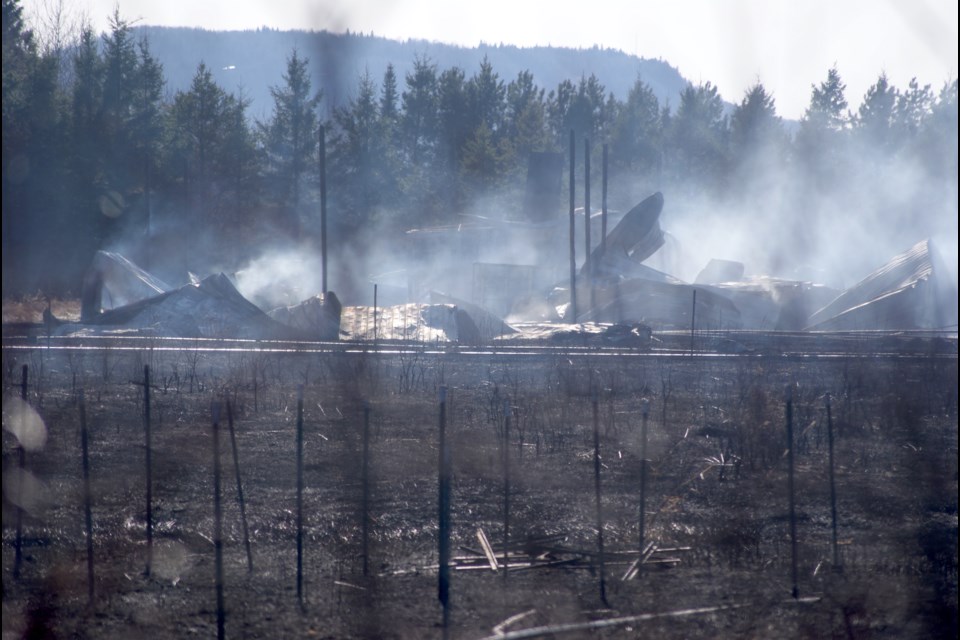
[24,0,958,120]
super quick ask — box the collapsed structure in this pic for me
[64,157,956,342]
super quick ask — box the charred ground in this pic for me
[2,336,957,639]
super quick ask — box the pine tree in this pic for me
[260,48,321,212]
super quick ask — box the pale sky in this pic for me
[23,0,959,120]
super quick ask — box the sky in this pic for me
[22,0,959,120]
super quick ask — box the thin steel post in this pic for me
[14,365,27,579]
[226,401,253,573]
[212,402,225,640]
[362,401,371,577]
[296,385,305,603]
[503,398,511,583]
[144,365,153,577]
[79,390,95,605]
[786,384,799,599]
[438,386,451,636]
[592,389,608,606]
[639,398,650,571]
[826,394,840,571]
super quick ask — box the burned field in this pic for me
[2,336,957,639]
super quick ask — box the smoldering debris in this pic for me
[267,292,342,341]
[806,239,957,331]
[36,191,957,343]
[64,273,303,340]
[80,251,171,321]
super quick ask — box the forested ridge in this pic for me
[2,0,957,297]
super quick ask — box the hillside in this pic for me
[135,26,692,121]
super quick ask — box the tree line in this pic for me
[2,0,957,295]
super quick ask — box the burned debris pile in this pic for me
[42,187,956,343]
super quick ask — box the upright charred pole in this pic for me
[212,402,225,640]
[437,386,451,636]
[826,394,841,571]
[362,401,371,577]
[786,384,799,599]
[13,365,27,579]
[502,398,511,583]
[319,125,328,294]
[585,138,595,314]
[568,130,577,323]
[296,385,305,604]
[80,390,95,606]
[601,143,608,255]
[639,397,650,571]
[592,388,608,606]
[144,365,153,577]
[226,401,253,573]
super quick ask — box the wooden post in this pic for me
[226,400,253,573]
[320,125,328,294]
[80,390,95,606]
[212,402,225,640]
[296,385,305,604]
[826,393,840,571]
[144,365,153,577]
[786,384,799,599]
[601,143,608,255]
[438,386,451,636]
[14,365,27,579]
[639,397,650,572]
[584,138,595,314]
[568,130,577,323]
[592,389,608,606]
[362,401,371,577]
[690,290,697,354]
[502,398,511,583]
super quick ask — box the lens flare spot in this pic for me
[2,467,48,515]
[99,190,125,218]
[2,396,47,451]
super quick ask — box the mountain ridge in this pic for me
[133,26,696,121]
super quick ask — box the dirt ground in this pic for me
[2,338,957,639]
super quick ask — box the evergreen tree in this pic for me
[667,81,728,189]
[168,62,255,226]
[504,70,549,169]
[260,48,321,212]
[400,54,438,166]
[855,72,898,153]
[795,66,850,187]
[609,73,662,175]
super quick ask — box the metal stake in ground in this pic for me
[212,402,225,640]
[438,386,451,636]
[785,384,799,599]
[592,388,609,606]
[690,290,697,354]
[226,400,253,573]
[296,385,305,604]
[144,364,153,577]
[826,393,841,572]
[502,397,511,583]
[639,397,650,573]
[362,401,371,577]
[79,390,95,606]
[14,364,27,579]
